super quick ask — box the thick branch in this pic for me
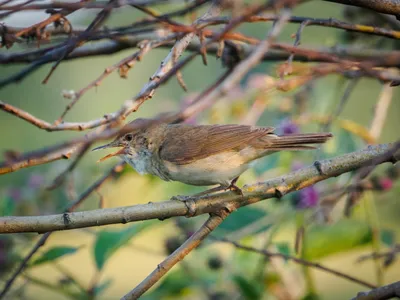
[0,143,398,234]
[324,0,400,16]
[352,280,400,300]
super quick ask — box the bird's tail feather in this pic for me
[263,133,333,151]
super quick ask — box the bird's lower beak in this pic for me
[92,142,126,162]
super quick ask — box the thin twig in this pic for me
[121,210,232,299]
[213,236,376,289]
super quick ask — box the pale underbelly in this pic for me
[162,151,257,187]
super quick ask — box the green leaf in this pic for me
[380,229,395,247]
[0,196,16,216]
[30,246,80,267]
[233,275,262,300]
[213,206,270,237]
[93,222,155,271]
[276,242,291,261]
[303,219,372,260]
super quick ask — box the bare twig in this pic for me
[213,236,376,289]
[121,209,232,299]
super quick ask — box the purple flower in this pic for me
[296,186,319,209]
[279,119,300,135]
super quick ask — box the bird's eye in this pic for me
[124,134,133,142]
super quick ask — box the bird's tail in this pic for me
[262,132,333,151]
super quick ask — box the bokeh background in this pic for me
[1,1,400,299]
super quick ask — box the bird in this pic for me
[93,118,332,195]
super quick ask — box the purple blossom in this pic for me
[296,186,319,209]
[279,119,300,135]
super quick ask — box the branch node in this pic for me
[275,187,284,199]
[314,160,326,176]
[62,212,71,226]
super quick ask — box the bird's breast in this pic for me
[161,150,256,186]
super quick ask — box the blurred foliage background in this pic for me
[0,1,400,299]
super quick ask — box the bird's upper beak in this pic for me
[92,141,126,162]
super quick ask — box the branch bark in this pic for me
[324,0,400,16]
[352,280,400,300]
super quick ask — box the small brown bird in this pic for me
[93,119,332,194]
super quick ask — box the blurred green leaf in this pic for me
[276,242,291,261]
[380,229,395,247]
[0,196,16,216]
[302,292,321,300]
[303,219,372,260]
[233,274,262,300]
[93,278,113,296]
[335,128,359,156]
[142,269,196,299]
[93,222,155,270]
[213,206,270,237]
[30,246,80,267]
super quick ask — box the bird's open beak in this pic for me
[92,141,126,162]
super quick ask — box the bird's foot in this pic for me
[226,177,244,196]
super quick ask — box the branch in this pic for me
[352,281,400,300]
[0,143,398,234]
[0,162,125,299]
[121,209,231,299]
[324,0,400,16]
[214,236,376,289]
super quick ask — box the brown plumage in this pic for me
[93,119,333,190]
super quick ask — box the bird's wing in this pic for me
[159,124,275,165]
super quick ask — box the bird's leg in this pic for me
[226,176,243,196]
[171,185,226,202]
[171,177,243,202]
